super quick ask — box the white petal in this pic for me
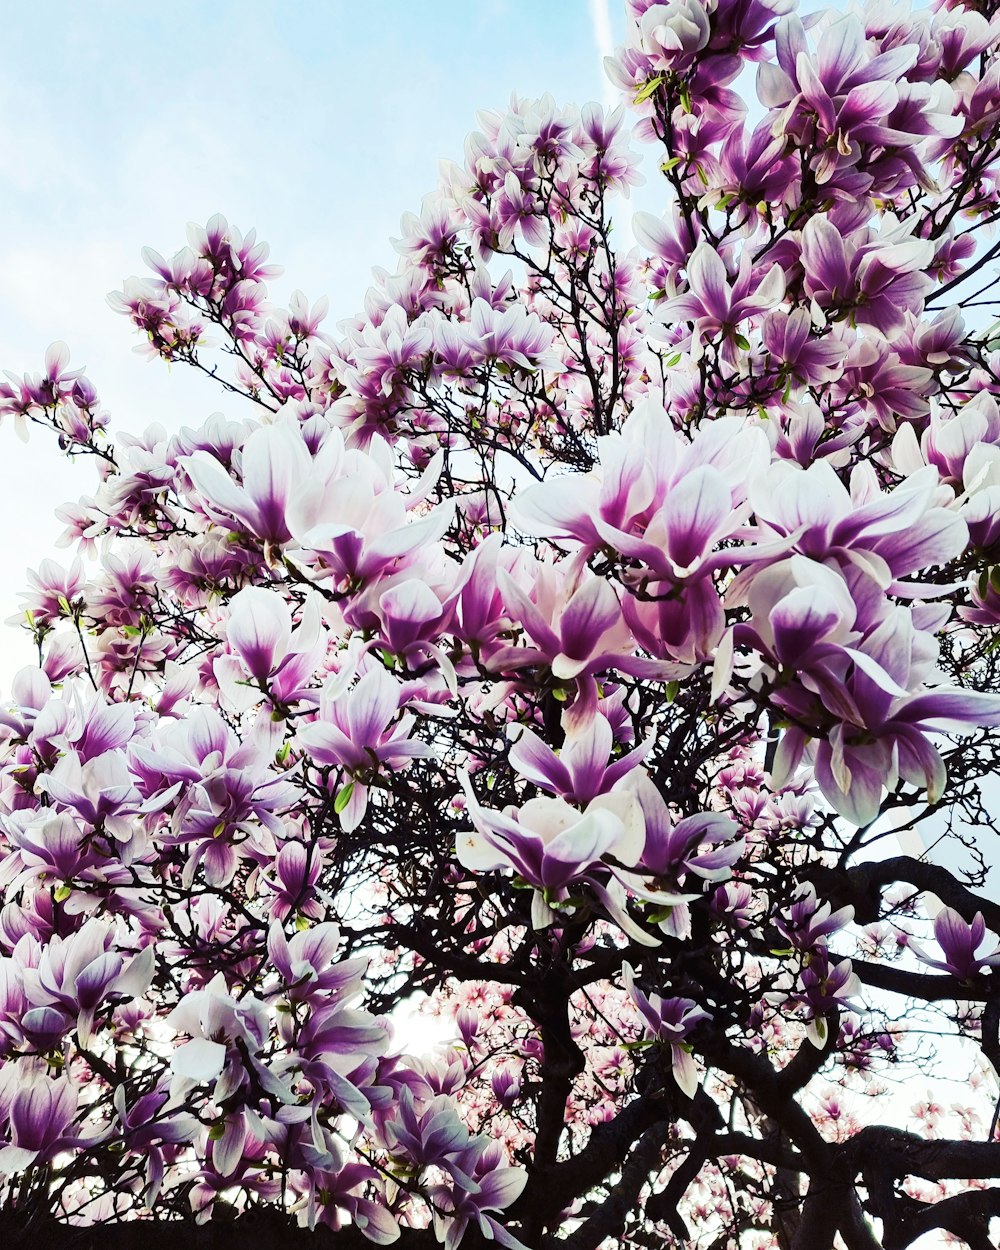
[171,1037,227,1082]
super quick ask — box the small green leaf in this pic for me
[334,782,355,814]
[634,75,665,104]
[54,884,72,903]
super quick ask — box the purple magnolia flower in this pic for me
[288,1001,390,1121]
[287,436,452,588]
[267,921,367,1005]
[222,586,325,705]
[4,810,118,896]
[800,216,934,334]
[776,885,854,954]
[20,918,154,1046]
[513,403,767,556]
[20,556,86,627]
[507,712,650,804]
[449,534,520,669]
[618,771,743,895]
[762,307,847,388]
[183,423,313,547]
[297,663,433,831]
[113,1083,200,1206]
[494,559,681,687]
[167,973,271,1102]
[623,964,710,1098]
[633,0,711,75]
[260,840,326,922]
[131,706,294,886]
[382,1086,528,1250]
[429,1137,529,1250]
[660,243,785,357]
[710,881,755,929]
[0,1075,80,1173]
[457,779,644,887]
[758,13,954,191]
[910,908,1000,981]
[745,558,1000,823]
[749,459,967,585]
[305,1161,400,1243]
[512,410,768,667]
[38,748,140,842]
[801,957,860,1047]
[372,578,452,663]
[457,774,653,933]
[490,1062,523,1110]
[461,297,557,370]
[382,1087,474,1174]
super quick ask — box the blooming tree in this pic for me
[4,0,1000,1246]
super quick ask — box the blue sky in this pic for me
[0,1,629,680]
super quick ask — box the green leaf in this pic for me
[54,884,72,903]
[634,75,665,104]
[334,782,355,814]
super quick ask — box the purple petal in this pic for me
[559,578,621,661]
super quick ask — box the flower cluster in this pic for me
[3,0,1000,1245]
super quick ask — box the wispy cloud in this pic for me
[588,0,617,108]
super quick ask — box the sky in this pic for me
[0,0,626,683]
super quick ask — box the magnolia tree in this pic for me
[5,1,1000,1247]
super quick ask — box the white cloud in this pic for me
[588,0,617,108]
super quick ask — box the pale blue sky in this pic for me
[0,1,627,680]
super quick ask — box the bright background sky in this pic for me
[0,0,626,684]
